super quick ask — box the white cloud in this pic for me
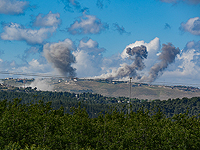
[155,41,200,85]
[121,37,160,69]
[72,50,103,77]
[79,38,105,54]
[180,17,200,35]
[24,59,52,73]
[68,13,108,34]
[1,22,57,44]
[33,11,61,27]
[0,57,53,79]
[0,0,29,15]
[72,38,105,77]
[94,37,161,80]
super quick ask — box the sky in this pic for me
[0,0,200,87]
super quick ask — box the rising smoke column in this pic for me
[146,43,180,82]
[43,39,76,77]
[126,45,148,71]
[98,45,148,80]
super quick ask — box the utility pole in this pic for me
[128,77,132,114]
[130,77,132,103]
[23,78,26,89]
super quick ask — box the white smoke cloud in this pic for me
[29,78,53,91]
[33,11,61,27]
[0,0,29,15]
[180,17,200,35]
[68,12,108,34]
[1,22,57,45]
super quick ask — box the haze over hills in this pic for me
[2,78,200,100]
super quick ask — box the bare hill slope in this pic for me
[54,79,200,100]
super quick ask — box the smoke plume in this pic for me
[145,43,180,82]
[29,78,53,91]
[97,45,148,80]
[43,39,76,77]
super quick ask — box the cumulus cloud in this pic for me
[113,23,130,35]
[79,38,105,54]
[1,22,57,44]
[180,17,200,35]
[0,57,53,79]
[43,39,76,77]
[72,38,105,77]
[121,37,160,69]
[33,11,61,27]
[160,0,200,4]
[68,13,109,34]
[156,40,200,85]
[0,0,29,15]
[95,37,161,80]
[19,58,52,74]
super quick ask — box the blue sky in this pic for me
[0,0,200,86]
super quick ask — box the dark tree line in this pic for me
[0,90,200,118]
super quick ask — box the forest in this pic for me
[0,89,200,149]
[0,89,200,118]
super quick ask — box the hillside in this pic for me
[53,79,200,100]
[2,78,200,100]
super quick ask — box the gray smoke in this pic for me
[126,45,148,70]
[99,45,148,80]
[146,43,180,82]
[43,39,76,77]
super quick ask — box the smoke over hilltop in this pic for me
[96,45,148,80]
[43,39,76,77]
[126,45,148,71]
[142,43,180,82]
[95,42,179,82]
[42,38,179,83]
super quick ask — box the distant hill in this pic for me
[2,78,200,100]
[53,79,200,100]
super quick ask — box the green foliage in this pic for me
[1,90,200,118]
[1,99,200,149]
[4,142,50,150]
